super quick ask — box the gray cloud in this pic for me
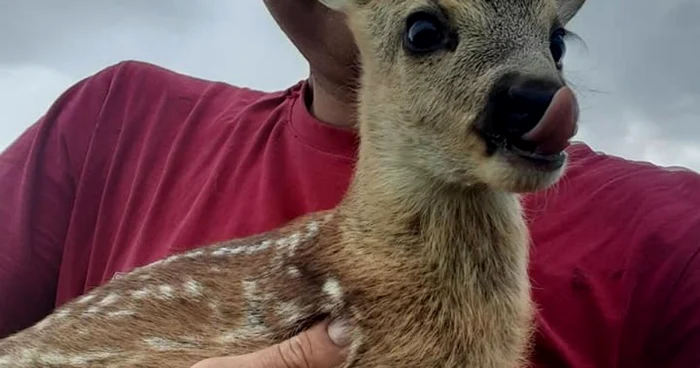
[1,0,698,170]
[576,0,700,142]
[553,0,700,168]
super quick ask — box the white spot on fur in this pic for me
[32,308,68,330]
[98,292,119,307]
[111,271,127,280]
[108,310,135,317]
[75,294,95,304]
[184,249,206,258]
[38,351,117,365]
[143,259,164,269]
[213,239,274,257]
[143,337,201,351]
[157,285,174,299]
[323,278,343,302]
[217,331,239,343]
[277,232,300,248]
[305,220,320,238]
[143,337,182,351]
[243,281,257,299]
[86,306,100,314]
[140,253,182,270]
[184,279,203,297]
[287,233,301,251]
[251,240,273,254]
[7,347,39,365]
[54,309,69,319]
[242,281,267,330]
[275,232,302,257]
[162,255,182,265]
[1,347,117,366]
[212,246,245,257]
[287,266,301,277]
[132,288,151,299]
[33,318,52,330]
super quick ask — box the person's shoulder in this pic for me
[529,142,700,257]
[36,60,304,188]
[64,59,303,141]
[48,59,286,128]
[560,142,700,249]
[565,142,700,209]
[93,60,275,107]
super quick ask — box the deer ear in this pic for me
[558,0,585,25]
[318,0,348,11]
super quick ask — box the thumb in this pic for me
[194,319,352,368]
[254,319,352,368]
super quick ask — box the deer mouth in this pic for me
[487,136,567,170]
[478,85,579,171]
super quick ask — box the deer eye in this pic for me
[550,29,567,68]
[403,12,448,55]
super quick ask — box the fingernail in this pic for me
[328,319,352,347]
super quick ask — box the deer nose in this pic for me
[485,75,579,155]
[494,79,561,138]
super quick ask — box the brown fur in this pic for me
[0,0,586,367]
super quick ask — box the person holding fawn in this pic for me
[1,0,699,367]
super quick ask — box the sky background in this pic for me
[1,0,699,171]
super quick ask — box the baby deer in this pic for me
[0,0,585,366]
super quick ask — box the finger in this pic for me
[258,319,350,368]
[192,319,352,368]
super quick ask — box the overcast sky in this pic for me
[1,1,699,171]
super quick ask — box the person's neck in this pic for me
[307,73,357,129]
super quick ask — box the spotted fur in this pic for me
[0,0,586,367]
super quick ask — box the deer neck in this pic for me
[326,143,533,365]
[336,143,530,296]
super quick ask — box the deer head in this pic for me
[319,0,586,193]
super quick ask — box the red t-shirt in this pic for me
[1,61,699,367]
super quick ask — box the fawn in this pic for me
[0,0,585,366]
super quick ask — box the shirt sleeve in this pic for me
[0,63,119,338]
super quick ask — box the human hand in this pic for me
[190,319,352,368]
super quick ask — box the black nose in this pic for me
[486,75,563,139]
